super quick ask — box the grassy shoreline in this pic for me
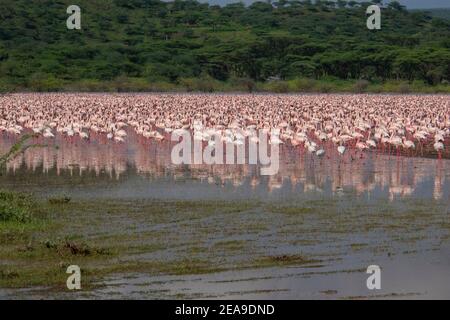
[2,78,450,94]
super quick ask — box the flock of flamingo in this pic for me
[0,93,448,159]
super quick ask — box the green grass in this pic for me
[0,190,36,223]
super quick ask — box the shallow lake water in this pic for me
[0,132,449,299]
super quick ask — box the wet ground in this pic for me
[0,133,449,299]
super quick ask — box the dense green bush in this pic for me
[264,81,290,93]
[0,191,34,223]
[288,78,316,92]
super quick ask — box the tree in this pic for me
[0,0,448,90]
[388,1,405,11]
[337,0,347,8]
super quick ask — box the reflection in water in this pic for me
[0,132,447,201]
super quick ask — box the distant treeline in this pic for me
[413,8,450,20]
[0,0,449,93]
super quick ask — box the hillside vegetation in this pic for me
[413,8,450,20]
[0,0,449,93]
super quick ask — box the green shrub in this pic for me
[289,78,316,92]
[64,79,112,92]
[229,77,256,92]
[353,80,370,93]
[367,84,383,93]
[264,81,290,93]
[317,83,333,93]
[148,81,179,92]
[27,73,64,92]
[0,191,35,223]
[398,82,412,94]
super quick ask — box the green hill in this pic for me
[1,0,449,92]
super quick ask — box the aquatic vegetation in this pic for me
[48,196,71,205]
[0,270,19,280]
[267,206,315,215]
[43,238,110,257]
[213,240,247,251]
[256,255,322,267]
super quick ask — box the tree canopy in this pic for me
[0,0,449,92]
